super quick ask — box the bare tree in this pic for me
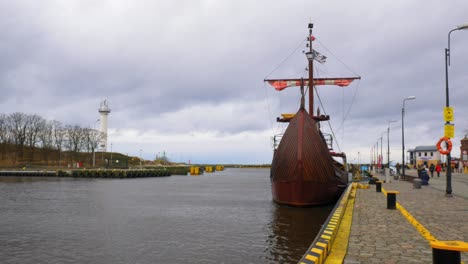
[6,112,28,160]
[0,114,8,160]
[39,121,54,149]
[0,113,7,143]
[25,114,45,161]
[1,112,111,167]
[38,120,54,164]
[83,128,104,166]
[65,125,85,164]
[52,120,65,166]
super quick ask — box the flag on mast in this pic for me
[312,49,327,64]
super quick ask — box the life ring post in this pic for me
[436,137,452,155]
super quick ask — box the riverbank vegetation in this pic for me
[0,112,270,170]
[0,112,116,168]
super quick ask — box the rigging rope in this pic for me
[315,39,361,77]
[264,38,307,79]
[310,41,361,152]
[336,80,361,132]
[314,85,341,153]
[263,36,309,138]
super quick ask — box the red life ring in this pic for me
[436,137,452,155]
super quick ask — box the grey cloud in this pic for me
[1,0,468,163]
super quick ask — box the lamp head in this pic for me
[406,96,416,100]
[457,23,468,30]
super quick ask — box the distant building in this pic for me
[460,135,468,161]
[407,145,441,168]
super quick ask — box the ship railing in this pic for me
[272,134,283,150]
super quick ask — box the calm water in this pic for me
[0,168,333,264]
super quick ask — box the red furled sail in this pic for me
[265,77,360,91]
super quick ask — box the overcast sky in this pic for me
[1,0,467,164]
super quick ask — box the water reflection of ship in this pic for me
[264,204,333,263]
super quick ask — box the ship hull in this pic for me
[271,180,342,206]
[270,108,347,206]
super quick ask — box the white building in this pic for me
[407,145,441,168]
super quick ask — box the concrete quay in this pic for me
[343,170,468,263]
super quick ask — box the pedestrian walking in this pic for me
[396,163,401,175]
[429,163,435,178]
[417,163,424,178]
[436,164,441,177]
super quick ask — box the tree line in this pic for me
[0,112,104,167]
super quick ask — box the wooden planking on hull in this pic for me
[271,108,342,206]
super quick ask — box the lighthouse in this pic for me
[98,99,111,151]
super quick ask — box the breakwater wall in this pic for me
[0,167,190,178]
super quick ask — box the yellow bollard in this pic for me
[464,166,468,174]
[190,166,200,175]
[430,240,468,264]
[205,166,213,173]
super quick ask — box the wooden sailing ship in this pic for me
[264,24,360,206]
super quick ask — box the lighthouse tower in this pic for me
[98,100,111,151]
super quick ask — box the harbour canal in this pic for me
[0,168,333,263]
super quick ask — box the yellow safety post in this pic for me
[386,191,399,210]
[205,166,213,173]
[430,240,468,264]
[190,166,200,175]
[376,181,383,193]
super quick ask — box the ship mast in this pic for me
[263,23,361,122]
[307,23,314,117]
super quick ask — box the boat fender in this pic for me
[436,137,452,155]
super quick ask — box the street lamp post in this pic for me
[375,142,378,171]
[402,96,416,177]
[381,133,385,171]
[387,120,397,169]
[358,151,360,174]
[376,140,379,170]
[444,23,468,197]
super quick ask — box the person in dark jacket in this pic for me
[429,163,435,178]
[417,163,423,178]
